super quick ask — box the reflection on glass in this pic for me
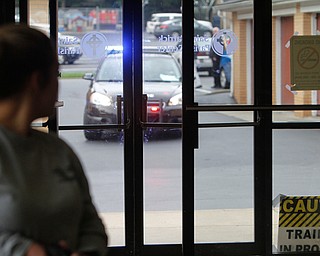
[143,139,182,244]
[57,3,122,126]
[60,130,125,246]
[273,111,320,123]
[199,111,254,124]
[30,1,49,24]
[194,1,252,105]
[273,130,320,253]
[57,2,125,247]
[195,121,254,243]
[271,1,320,127]
[143,1,183,245]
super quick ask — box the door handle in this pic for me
[141,94,147,123]
[192,102,199,149]
[117,95,123,131]
[55,100,64,108]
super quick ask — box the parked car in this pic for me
[173,40,232,87]
[31,24,82,65]
[146,13,182,34]
[154,18,213,38]
[194,40,214,76]
[173,40,213,76]
[57,33,82,64]
[83,49,182,140]
[197,19,213,32]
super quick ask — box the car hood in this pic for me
[92,81,182,102]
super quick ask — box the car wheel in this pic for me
[58,55,65,65]
[171,31,180,38]
[171,129,182,139]
[84,130,102,140]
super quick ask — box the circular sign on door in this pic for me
[211,29,238,56]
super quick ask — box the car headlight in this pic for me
[168,93,182,106]
[90,92,113,107]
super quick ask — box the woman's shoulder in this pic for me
[31,129,72,151]
[31,129,80,163]
[32,128,61,141]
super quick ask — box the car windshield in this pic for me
[96,55,123,82]
[96,54,181,83]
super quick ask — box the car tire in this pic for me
[171,129,182,139]
[84,130,102,140]
[58,55,65,65]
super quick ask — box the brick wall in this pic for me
[233,13,247,104]
[272,17,277,104]
[29,0,49,24]
[230,3,316,115]
[293,5,312,117]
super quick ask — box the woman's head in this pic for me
[0,24,57,100]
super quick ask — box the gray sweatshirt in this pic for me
[0,126,108,256]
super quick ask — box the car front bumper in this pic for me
[84,103,182,136]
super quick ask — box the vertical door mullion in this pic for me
[123,0,135,254]
[132,1,144,255]
[19,0,28,24]
[253,0,273,255]
[0,0,14,25]
[182,0,195,255]
[48,0,58,134]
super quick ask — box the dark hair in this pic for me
[0,23,56,99]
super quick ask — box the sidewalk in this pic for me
[195,89,320,123]
[100,208,256,246]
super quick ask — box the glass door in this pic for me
[55,1,130,254]
[55,0,183,254]
[52,0,182,255]
[271,1,320,255]
[185,0,320,256]
[17,0,269,255]
[13,0,320,255]
[183,0,260,255]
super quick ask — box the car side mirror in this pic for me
[83,73,94,80]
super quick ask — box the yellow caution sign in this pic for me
[290,36,320,90]
[277,196,320,252]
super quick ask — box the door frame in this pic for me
[182,1,272,255]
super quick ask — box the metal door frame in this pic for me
[183,1,320,256]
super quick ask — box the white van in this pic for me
[146,13,182,34]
